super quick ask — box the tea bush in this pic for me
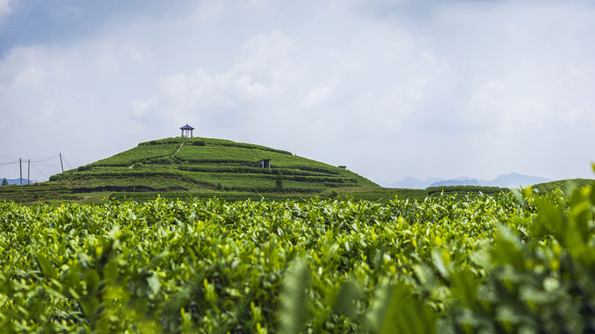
[1,180,594,333]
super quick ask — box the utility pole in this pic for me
[19,158,22,190]
[59,153,64,172]
[28,159,30,185]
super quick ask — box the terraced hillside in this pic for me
[49,137,378,195]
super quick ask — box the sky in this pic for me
[1,0,594,184]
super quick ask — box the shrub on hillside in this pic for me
[152,157,175,164]
[426,185,510,196]
[139,138,184,146]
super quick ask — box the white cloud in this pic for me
[303,80,336,109]
[1,0,594,182]
[0,46,44,87]
[140,30,301,120]
[13,65,44,87]
[159,69,215,107]
[0,0,14,25]
[130,97,158,117]
[51,5,83,20]
[232,31,292,73]
[231,75,272,101]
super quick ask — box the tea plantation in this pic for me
[49,137,377,195]
[2,180,595,333]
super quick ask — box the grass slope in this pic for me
[532,178,595,195]
[47,136,378,197]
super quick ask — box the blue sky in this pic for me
[1,0,594,184]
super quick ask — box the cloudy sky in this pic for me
[1,0,594,184]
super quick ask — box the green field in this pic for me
[2,183,595,333]
[2,179,593,204]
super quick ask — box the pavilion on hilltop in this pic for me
[180,124,194,138]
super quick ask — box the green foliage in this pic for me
[0,182,74,203]
[331,183,595,333]
[185,136,293,155]
[3,177,595,332]
[42,136,377,198]
[426,185,510,196]
[138,137,185,146]
[92,143,180,166]
[1,178,7,186]
[533,178,595,195]
[319,187,428,201]
[276,172,284,191]
[277,258,311,334]
[377,283,437,334]
[77,165,93,172]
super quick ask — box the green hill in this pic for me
[7,136,591,204]
[532,178,595,195]
[47,137,378,198]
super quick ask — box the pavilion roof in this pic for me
[180,124,194,130]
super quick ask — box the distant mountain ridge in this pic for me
[381,172,552,189]
[387,177,443,189]
[430,179,481,187]
[487,172,551,188]
[0,178,36,185]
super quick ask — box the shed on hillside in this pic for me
[257,159,271,169]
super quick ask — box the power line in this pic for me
[62,156,73,169]
[1,154,72,181]
[0,156,59,165]
[34,161,62,168]
[33,153,60,159]
[30,162,49,181]
[30,154,60,162]
[31,157,59,163]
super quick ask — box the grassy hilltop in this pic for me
[40,136,378,201]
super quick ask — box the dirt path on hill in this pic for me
[174,143,184,156]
